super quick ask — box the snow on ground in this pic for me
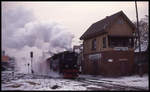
[2,78,86,91]
[102,75,149,89]
[1,71,86,91]
[2,71,149,91]
[86,85,103,89]
[79,74,149,90]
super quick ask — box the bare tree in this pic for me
[133,15,149,51]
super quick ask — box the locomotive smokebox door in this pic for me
[30,51,33,58]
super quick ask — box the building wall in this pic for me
[83,33,109,54]
[107,16,135,36]
[101,51,134,76]
[83,34,134,55]
[83,51,134,77]
[82,16,135,76]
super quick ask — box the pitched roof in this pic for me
[80,11,136,40]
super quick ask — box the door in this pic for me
[92,60,99,75]
[120,61,128,76]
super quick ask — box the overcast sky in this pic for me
[2,1,149,46]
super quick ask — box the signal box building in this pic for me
[80,11,136,77]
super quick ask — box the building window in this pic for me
[129,38,134,48]
[109,37,134,48]
[117,18,124,24]
[92,39,96,50]
[103,37,106,48]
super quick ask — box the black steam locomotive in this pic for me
[48,51,79,78]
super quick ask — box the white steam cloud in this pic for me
[2,5,74,74]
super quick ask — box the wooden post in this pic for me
[30,51,34,74]
[135,1,143,77]
[28,63,30,74]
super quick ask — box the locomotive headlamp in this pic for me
[65,65,68,68]
[74,65,77,67]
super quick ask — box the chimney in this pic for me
[106,16,109,18]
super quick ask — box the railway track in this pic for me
[48,76,147,91]
[75,78,147,91]
[2,72,147,91]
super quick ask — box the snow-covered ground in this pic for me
[1,71,149,91]
[2,78,86,91]
[79,74,149,90]
[1,71,86,91]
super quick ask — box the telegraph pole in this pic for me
[135,1,142,77]
[28,63,30,74]
[30,51,34,74]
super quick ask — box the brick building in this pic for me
[80,11,136,77]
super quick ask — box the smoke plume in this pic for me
[2,5,74,74]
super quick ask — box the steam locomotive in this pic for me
[48,51,79,79]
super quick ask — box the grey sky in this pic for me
[2,1,149,46]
